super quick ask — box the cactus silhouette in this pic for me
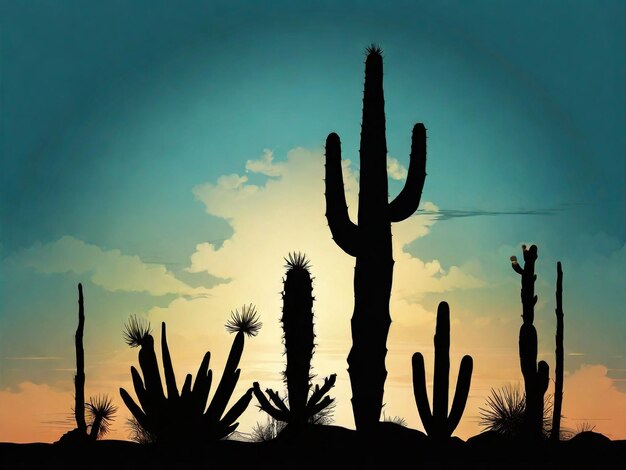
[324,45,427,430]
[74,283,87,436]
[58,283,116,444]
[412,301,473,441]
[510,244,549,442]
[253,253,336,428]
[550,261,564,441]
[119,306,261,446]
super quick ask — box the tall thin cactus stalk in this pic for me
[74,283,87,435]
[510,244,549,442]
[412,301,473,441]
[324,45,427,430]
[550,261,564,441]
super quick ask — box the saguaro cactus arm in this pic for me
[446,355,473,436]
[411,352,434,435]
[324,133,360,257]
[389,123,427,222]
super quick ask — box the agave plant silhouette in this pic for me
[120,306,261,445]
[479,384,552,438]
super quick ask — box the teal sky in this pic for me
[1,1,625,441]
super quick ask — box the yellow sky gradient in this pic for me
[1,147,625,443]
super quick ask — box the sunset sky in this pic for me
[1,1,625,443]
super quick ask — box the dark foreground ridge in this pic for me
[2,424,624,470]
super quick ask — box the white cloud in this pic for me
[387,155,408,180]
[14,235,203,296]
[245,148,284,177]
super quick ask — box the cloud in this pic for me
[13,235,203,296]
[416,206,566,221]
[245,149,284,177]
[0,382,73,443]
[559,364,626,440]
[387,156,408,180]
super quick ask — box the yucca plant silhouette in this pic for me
[479,384,553,438]
[510,245,549,442]
[85,394,117,439]
[324,44,427,430]
[412,301,473,442]
[253,253,336,430]
[119,306,261,446]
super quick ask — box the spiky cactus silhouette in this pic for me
[253,253,336,429]
[324,45,427,430]
[412,301,473,441]
[119,306,261,446]
[550,261,564,441]
[510,244,549,442]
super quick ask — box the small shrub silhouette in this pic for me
[126,416,156,444]
[324,44,427,430]
[412,301,473,441]
[119,306,260,446]
[253,253,336,429]
[85,394,117,439]
[510,245,549,442]
[479,384,552,438]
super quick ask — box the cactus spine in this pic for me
[510,244,549,442]
[324,45,427,430]
[550,261,564,441]
[253,253,336,428]
[412,301,473,441]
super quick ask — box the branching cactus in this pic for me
[510,244,549,442]
[119,307,261,446]
[325,45,427,430]
[253,253,336,429]
[412,301,473,441]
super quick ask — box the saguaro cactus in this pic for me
[550,261,564,441]
[324,45,427,430]
[510,244,549,442]
[412,301,473,441]
[253,253,336,429]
